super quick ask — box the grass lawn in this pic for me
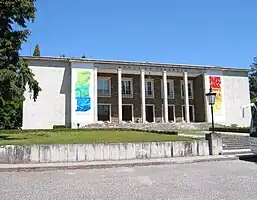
[0,130,196,145]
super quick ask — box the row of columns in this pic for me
[117,68,190,123]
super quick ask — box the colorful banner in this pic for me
[75,70,91,112]
[209,76,222,113]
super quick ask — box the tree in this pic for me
[249,57,257,101]
[33,44,40,56]
[81,54,86,58]
[0,0,41,129]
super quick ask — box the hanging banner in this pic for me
[209,76,222,113]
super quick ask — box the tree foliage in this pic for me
[249,57,257,100]
[33,43,40,56]
[81,54,86,58]
[0,0,41,129]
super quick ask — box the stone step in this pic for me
[222,138,249,142]
[223,142,249,145]
[83,122,215,131]
[223,146,250,150]
[222,149,252,155]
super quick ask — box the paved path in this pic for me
[0,154,249,171]
[1,159,257,200]
[178,131,250,138]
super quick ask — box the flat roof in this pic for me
[23,56,249,73]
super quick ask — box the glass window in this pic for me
[122,79,133,96]
[98,78,110,97]
[181,80,193,99]
[145,80,154,97]
[161,80,174,99]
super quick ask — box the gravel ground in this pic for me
[1,160,257,200]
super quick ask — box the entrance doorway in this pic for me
[162,105,175,122]
[97,104,111,122]
[122,104,133,122]
[182,105,195,122]
[146,105,155,122]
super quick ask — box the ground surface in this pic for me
[0,130,195,144]
[1,159,257,200]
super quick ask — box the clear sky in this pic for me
[20,0,257,68]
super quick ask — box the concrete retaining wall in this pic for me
[0,140,210,164]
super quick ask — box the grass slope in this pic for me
[0,129,196,145]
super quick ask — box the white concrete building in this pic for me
[22,56,251,129]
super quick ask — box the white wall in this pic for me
[22,61,71,129]
[204,70,251,127]
[71,62,97,128]
[223,75,251,127]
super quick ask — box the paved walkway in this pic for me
[0,154,254,172]
[2,159,257,200]
[178,131,250,138]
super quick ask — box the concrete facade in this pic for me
[22,56,251,129]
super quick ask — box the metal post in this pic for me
[211,105,214,134]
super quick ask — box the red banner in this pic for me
[209,76,222,113]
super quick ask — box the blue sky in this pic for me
[21,0,257,68]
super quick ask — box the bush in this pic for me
[0,127,179,135]
[53,125,68,129]
[209,127,250,133]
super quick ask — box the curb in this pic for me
[0,154,254,172]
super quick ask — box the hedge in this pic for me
[209,127,250,133]
[0,127,178,135]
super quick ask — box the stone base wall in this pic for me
[83,122,216,130]
[0,140,210,164]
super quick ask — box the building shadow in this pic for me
[60,65,72,128]
[238,154,257,164]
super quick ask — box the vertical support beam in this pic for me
[94,67,98,123]
[203,73,210,123]
[117,68,122,123]
[163,70,168,123]
[183,72,190,123]
[141,69,146,123]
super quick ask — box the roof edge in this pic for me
[22,56,250,73]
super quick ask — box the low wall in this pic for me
[0,140,210,164]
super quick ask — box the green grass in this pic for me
[0,130,196,145]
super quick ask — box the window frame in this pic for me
[97,77,111,97]
[181,105,195,122]
[122,104,134,122]
[146,104,156,123]
[145,79,154,98]
[122,78,133,98]
[161,79,175,99]
[97,104,111,122]
[161,104,176,123]
[180,80,194,99]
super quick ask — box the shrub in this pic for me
[0,127,179,135]
[209,127,249,133]
[53,125,68,129]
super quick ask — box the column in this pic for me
[203,73,210,123]
[94,67,98,123]
[141,69,146,123]
[183,72,190,123]
[118,68,122,123]
[163,70,168,123]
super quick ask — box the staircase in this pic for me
[222,134,251,155]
